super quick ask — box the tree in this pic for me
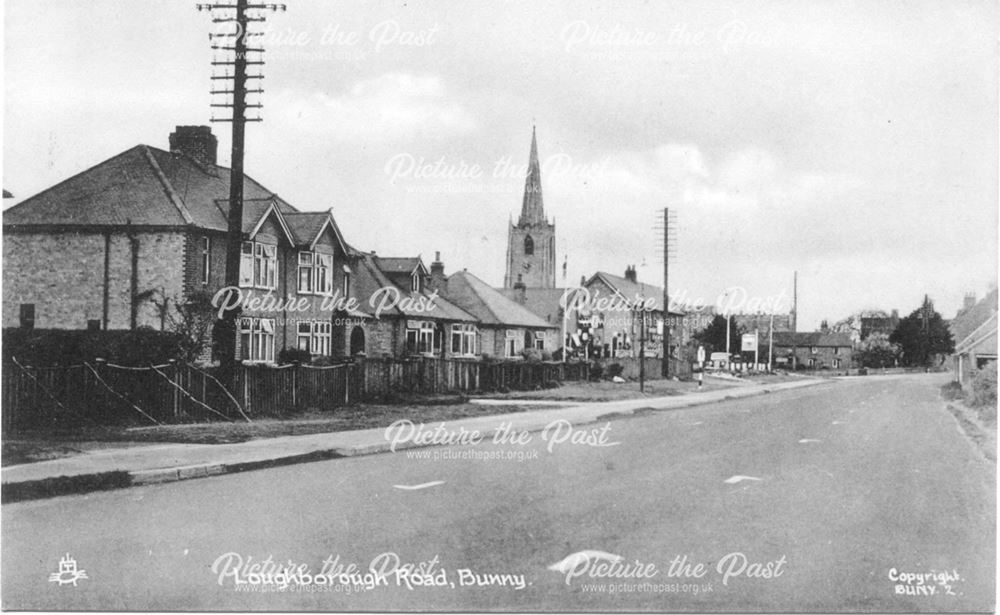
[150,290,218,364]
[889,296,954,367]
[692,315,743,357]
[856,332,900,368]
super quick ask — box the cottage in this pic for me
[772,328,854,370]
[429,254,558,359]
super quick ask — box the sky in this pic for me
[3,0,998,330]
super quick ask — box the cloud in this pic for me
[271,73,476,142]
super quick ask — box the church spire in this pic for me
[519,125,545,226]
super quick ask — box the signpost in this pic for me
[742,331,759,370]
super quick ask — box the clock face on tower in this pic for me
[522,261,532,271]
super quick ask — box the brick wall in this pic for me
[3,230,185,330]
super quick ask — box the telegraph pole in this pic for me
[654,208,677,378]
[197,1,284,384]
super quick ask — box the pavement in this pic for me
[2,373,993,611]
[1,377,827,502]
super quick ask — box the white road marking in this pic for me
[689,421,703,425]
[798,438,822,443]
[832,420,846,425]
[548,551,623,574]
[393,481,446,491]
[724,475,762,484]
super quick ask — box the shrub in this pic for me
[606,363,624,378]
[521,347,543,363]
[2,328,185,367]
[277,347,312,365]
[541,350,554,361]
[589,362,604,381]
[970,361,997,411]
[940,380,965,401]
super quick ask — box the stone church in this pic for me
[503,127,557,289]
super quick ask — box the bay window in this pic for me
[239,317,275,362]
[297,251,334,295]
[240,241,277,290]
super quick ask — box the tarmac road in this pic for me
[2,374,994,612]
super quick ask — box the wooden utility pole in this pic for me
[197,1,284,385]
[658,208,677,378]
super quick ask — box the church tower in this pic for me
[504,127,556,288]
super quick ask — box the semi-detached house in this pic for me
[3,125,548,364]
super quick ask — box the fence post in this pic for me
[169,359,180,419]
[292,362,298,409]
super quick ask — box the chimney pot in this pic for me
[169,125,217,167]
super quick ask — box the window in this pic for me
[239,242,254,286]
[19,304,34,330]
[406,320,435,354]
[239,317,275,362]
[810,346,818,354]
[240,241,277,289]
[298,252,314,293]
[524,235,534,255]
[312,321,332,356]
[833,347,840,355]
[297,321,312,351]
[534,331,545,350]
[343,270,351,297]
[505,329,522,358]
[315,254,333,295]
[411,271,421,293]
[451,324,477,356]
[200,236,211,285]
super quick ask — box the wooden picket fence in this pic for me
[2,357,589,432]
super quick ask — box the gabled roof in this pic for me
[375,257,428,276]
[283,210,349,252]
[3,144,298,231]
[446,271,555,329]
[352,252,476,323]
[498,287,569,326]
[772,331,853,348]
[585,271,685,316]
[950,289,999,348]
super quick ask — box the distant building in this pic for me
[860,310,900,340]
[504,127,556,289]
[772,322,854,370]
[581,267,685,360]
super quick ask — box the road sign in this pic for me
[697,346,706,363]
[741,333,758,352]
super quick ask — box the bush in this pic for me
[541,350,554,361]
[277,347,312,365]
[970,361,997,411]
[589,362,604,381]
[521,347,543,363]
[606,363,624,378]
[940,380,965,401]
[2,328,185,367]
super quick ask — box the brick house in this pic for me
[347,251,481,359]
[2,125,362,363]
[772,328,854,370]
[428,253,558,359]
[582,268,686,359]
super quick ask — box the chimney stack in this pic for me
[820,319,829,334]
[429,251,447,294]
[624,265,637,283]
[169,125,218,168]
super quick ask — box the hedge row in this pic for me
[2,328,186,367]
